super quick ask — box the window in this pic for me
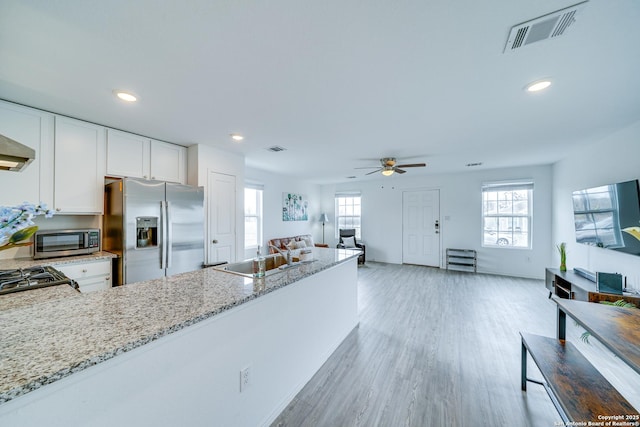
[335,193,361,238]
[244,184,263,249]
[482,181,533,249]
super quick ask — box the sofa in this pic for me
[267,234,328,254]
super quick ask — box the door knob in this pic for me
[212,239,218,244]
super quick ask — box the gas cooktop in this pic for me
[0,266,78,295]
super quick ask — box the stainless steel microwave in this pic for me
[33,229,100,259]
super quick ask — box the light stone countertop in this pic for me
[0,248,361,405]
[0,251,117,270]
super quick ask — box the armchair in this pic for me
[336,228,365,264]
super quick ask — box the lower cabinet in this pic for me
[55,259,112,293]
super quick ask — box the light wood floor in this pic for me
[271,262,562,427]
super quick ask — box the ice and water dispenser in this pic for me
[136,217,158,248]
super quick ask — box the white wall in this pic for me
[552,119,640,286]
[320,165,553,279]
[188,144,245,263]
[245,167,323,258]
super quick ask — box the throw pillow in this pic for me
[287,240,307,250]
[302,236,314,247]
[342,236,356,248]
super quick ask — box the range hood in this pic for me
[0,133,35,172]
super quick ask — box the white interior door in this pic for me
[402,189,440,266]
[208,171,236,265]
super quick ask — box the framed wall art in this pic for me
[282,193,308,221]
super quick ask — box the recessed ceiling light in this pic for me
[113,90,138,102]
[230,133,244,141]
[525,80,551,92]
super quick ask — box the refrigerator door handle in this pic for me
[161,200,168,270]
[166,201,172,269]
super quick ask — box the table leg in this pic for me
[521,340,527,391]
[557,307,566,341]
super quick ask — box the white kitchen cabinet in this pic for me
[150,139,186,184]
[106,130,186,184]
[0,100,54,206]
[55,259,112,293]
[106,129,150,179]
[54,116,106,214]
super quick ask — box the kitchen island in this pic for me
[0,248,360,427]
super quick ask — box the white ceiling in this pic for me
[1,0,639,184]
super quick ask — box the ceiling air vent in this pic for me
[503,1,588,53]
[266,146,287,152]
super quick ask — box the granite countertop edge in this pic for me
[0,251,117,270]
[0,248,361,405]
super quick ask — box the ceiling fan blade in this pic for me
[395,163,426,168]
[354,166,381,169]
[365,168,382,175]
[395,168,407,174]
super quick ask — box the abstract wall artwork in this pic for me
[282,193,308,221]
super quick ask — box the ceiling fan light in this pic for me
[381,168,394,176]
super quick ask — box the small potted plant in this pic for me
[556,242,567,272]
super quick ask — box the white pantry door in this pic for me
[402,189,440,267]
[208,171,236,265]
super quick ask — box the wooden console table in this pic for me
[521,298,639,423]
[545,267,640,304]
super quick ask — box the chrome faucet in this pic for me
[269,245,292,265]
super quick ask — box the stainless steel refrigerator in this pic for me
[104,178,204,285]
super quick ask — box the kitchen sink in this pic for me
[214,253,302,278]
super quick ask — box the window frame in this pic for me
[244,184,264,250]
[334,192,362,239]
[481,181,533,249]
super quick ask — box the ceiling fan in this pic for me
[357,157,426,176]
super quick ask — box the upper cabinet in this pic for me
[106,129,150,179]
[54,116,106,214]
[0,100,54,206]
[150,139,186,184]
[106,130,186,184]
[1,100,188,217]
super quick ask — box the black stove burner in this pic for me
[0,266,78,295]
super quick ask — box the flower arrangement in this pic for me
[0,202,54,251]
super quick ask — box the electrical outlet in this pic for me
[240,366,250,392]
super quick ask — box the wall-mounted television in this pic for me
[572,179,640,256]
